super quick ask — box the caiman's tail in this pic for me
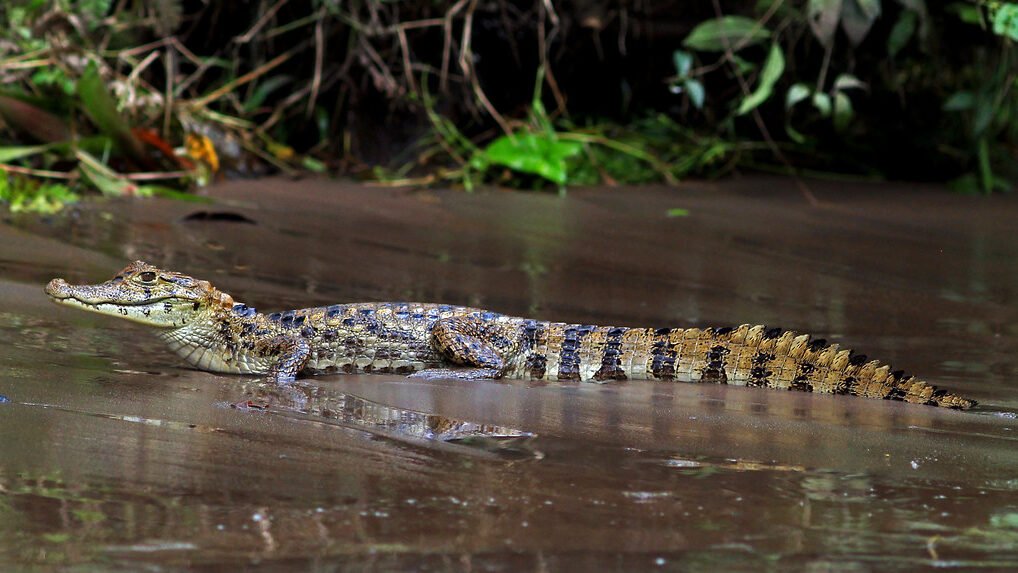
[714,324,976,409]
[511,322,975,409]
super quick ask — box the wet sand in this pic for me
[1,177,1017,570]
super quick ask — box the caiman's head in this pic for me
[45,261,236,328]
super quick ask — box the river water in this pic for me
[1,177,1017,570]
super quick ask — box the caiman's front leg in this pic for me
[412,316,522,380]
[256,335,310,383]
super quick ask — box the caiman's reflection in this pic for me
[232,377,539,456]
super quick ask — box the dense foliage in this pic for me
[0,1,1015,210]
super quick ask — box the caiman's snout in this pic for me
[45,278,71,299]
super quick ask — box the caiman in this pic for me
[45,261,976,409]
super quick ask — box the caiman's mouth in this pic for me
[45,278,171,306]
[45,278,182,326]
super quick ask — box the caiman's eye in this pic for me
[138,271,157,283]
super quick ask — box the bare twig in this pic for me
[441,0,471,93]
[307,6,326,118]
[459,0,513,136]
[538,0,567,115]
[236,0,292,44]
[190,49,296,108]
[396,24,418,95]
[0,164,77,179]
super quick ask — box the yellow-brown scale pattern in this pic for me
[502,323,973,409]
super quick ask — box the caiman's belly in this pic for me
[304,339,445,374]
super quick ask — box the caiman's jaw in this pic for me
[45,261,236,328]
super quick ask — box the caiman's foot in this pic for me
[408,367,502,381]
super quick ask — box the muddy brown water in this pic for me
[1,177,1017,571]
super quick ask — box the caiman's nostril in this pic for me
[45,278,70,298]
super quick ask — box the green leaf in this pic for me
[785,83,811,110]
[672,50,693,77]
[833,91,853,131]
[684,79,705,109]
[78,63,146,162]
[947,2,985,25]
[76,150,153,197]
[833,73,866,92]
[808,0,843,46]
[992,3,1018,40]
[973,98,995,135]
[243,75,293,112]
[841,0,882,46]
[729,55,756,76]
[683,16,771,52]
[148,186,214,203]
[666,208,690,217]
[812,92,832,117]
[478,132,583,185]
[0,177,78,214]
[736,43,784,115]
[785,122,808,144]
[948,172,982,194]
[887,9,917,57]
[942,91,975,111]
[302,156,327,173]
[0,144,53,162]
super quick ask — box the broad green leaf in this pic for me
[887,9,917,57]
[684,79,705,109]
[808,0,843,46]
[683,16,771,52]
[736,43,784,116]
[942,91,975,111]
[899,0,931,41]
[992,3,1018,40]
[841,0,882,46]
[973,98,995,135]
[812,92,832,117]
[666,208,690,217]
[78,63,146,162]
[785,83,812,109]
[479,133,583,185]
[672,50,693,77]
[833,91,853,131]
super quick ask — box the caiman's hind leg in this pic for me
[410,316,521,380]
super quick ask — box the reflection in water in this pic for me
[234,378,539,454]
